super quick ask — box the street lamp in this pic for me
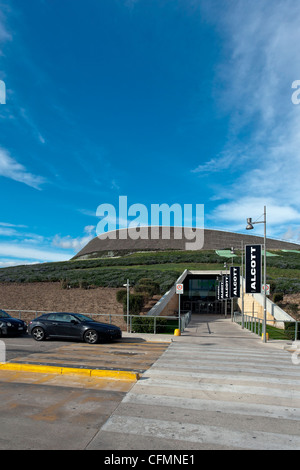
[123,279,130,333]
[246,206,267,342]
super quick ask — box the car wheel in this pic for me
[84,329,99,344]
[31,326,46,341]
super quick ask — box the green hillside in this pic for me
[1,249,300,297]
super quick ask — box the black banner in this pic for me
[245,245,262,293]
[216,282,220,300]
[223,274,230,299]
[230,266,240,298]
[219,279,224,299]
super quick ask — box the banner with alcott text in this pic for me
[230,266,240,298]
[245,245,262,294]
[223,274,230,299]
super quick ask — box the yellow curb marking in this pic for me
[0,362,139,381]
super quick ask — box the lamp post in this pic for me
[246,206,267,342]
[123,279,130,333]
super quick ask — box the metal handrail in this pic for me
[3,309,192,335]
[233,311,299,341]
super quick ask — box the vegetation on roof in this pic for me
[0,250,300,297]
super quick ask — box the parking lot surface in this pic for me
[0,335,169,449]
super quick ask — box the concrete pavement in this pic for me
[87,315,300,450]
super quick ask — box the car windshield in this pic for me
[73,314,94,322]
[0,310,11,319]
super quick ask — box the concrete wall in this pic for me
[237,277,294,327]
[146,270,187,317]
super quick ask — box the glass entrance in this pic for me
[183,300,223,314]
[181,274,224,315]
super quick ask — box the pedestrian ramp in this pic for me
[89,321,300,450]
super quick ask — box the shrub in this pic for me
[79,279,90,289]
[131,316,167,333]
[273,293,283,303]
[288,303,299,316]
[134,278,160,296]
[284,321,300,340]
[123,294,145,316]
[116,290,127,303]
[60,279,70,289]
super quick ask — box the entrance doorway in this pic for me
[183,300,223,315]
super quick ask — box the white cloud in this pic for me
[0,222,27,228]
[52,226,96,252]
[209,197,300,240]
[0,258,39,267]
[0,6,12,46]
[0,243,70,262]
[0,147,45,189]
[196,1,300,239]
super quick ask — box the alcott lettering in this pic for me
[230,266,240,298]
[245,245,262,294]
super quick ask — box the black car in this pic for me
[28,312,122,344]
[0,309,27,336]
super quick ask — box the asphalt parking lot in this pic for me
[0,334,170,450]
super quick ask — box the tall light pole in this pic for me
[246,206,267,342]
[123,279,130,333]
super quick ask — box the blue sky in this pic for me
[1,0,300,266]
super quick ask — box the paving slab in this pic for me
[87,315,300,450]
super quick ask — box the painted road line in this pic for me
[122,392,300,421]
[101,415,300,450]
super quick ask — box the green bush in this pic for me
[273,293,283,303]
[131,316,167,333]
[79,279,90,289]
[123,294,145,316]
[60,279,70,289]
[284,321,300,340]
[288,303,299,316]
[116,290,127,303]
[134,278,160,296]
[135,284,158,296]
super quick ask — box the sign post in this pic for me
[176,283,184,331]
[262,284,270,295]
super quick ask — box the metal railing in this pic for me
[4,309,192,335]
[233,311,300,341]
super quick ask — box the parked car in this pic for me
[0,309,27,336]
[28,312,122,344]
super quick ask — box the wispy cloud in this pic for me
[0,3,12,47]
[18,107,46,144]
[52,225,96,251]
[209,197,300,231]
[0,147,45,189]
[0,222,85,265]
[191,149,249,175]
[0,243,70,262]
[197,1,300,241]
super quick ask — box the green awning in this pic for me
[215,250,237,258]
